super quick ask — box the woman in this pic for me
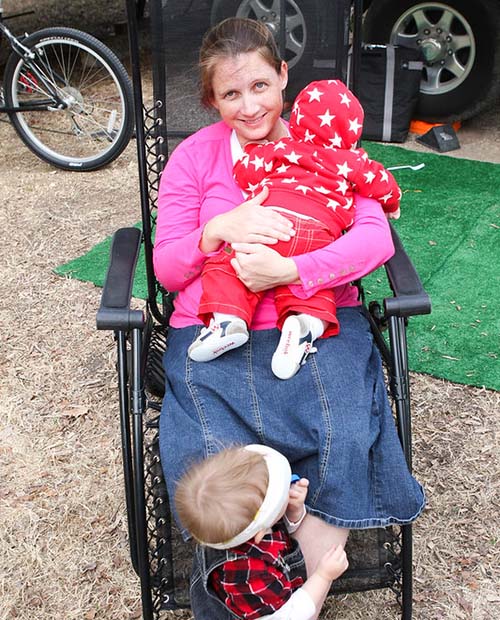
[153,17,424,619]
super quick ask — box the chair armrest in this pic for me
[383,225,432,318]
[96,227,145,330]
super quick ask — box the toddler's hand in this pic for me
[316,544,349,582]
[286,477,308,523]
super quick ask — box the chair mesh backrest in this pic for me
[135,0,356,325]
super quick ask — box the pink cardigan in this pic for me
[153,121,394,329]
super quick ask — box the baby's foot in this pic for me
[188,318,249,362]
[271,315,317,380]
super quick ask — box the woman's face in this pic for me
[210,51,288,147]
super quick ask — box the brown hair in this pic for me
[199,17,283,108]
[175,446,269,545]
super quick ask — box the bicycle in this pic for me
[0,2,134,171]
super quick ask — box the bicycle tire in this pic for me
[3,27,134,171]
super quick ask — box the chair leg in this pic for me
[116,331,139,574]
[388,316,413,620]
[401,524,413,620]
[388,315,412,467]
[130,327,155,620]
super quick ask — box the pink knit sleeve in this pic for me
[289,194,395,299]
[153,141,212,292]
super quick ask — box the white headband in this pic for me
[204,444,292,550]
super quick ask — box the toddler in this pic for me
[175,444,349,620]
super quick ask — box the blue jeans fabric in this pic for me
[190,534,307,619]
[159,306,425,538]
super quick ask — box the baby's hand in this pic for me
[286,478,309,524]
[316,544,349,582]
[387,208,401,220]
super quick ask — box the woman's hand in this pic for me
[200,187,295,253]
[230,242,300,292]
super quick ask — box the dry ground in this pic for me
[1,1,500,619]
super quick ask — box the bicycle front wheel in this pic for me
[4,27,134,171]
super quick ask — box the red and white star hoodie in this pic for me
[234,79,402,232]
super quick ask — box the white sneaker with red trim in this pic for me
[188,318,249,362]
[271,315,317,380]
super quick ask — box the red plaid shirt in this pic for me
[209,522,304,619]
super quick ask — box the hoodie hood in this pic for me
[289,79,364,150]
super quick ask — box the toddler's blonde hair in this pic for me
[175,446,269,545]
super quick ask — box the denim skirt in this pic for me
[159,306,425,536]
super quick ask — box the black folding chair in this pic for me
[97,1,431,618]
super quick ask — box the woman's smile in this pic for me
[239,113,269,130]
[242,114,266,124]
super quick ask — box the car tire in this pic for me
[210,0,319,99]
[363,0,500,122]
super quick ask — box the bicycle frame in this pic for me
[0,7,69,114]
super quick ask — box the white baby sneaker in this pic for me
[271,315,318,380]
[188,318,249,362]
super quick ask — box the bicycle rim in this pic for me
[5,30,132,170]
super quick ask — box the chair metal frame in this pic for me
[97,1,431,618]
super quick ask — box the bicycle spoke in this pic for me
[17,70,53,99]
[30,56,68,100]
[79,68,121,93]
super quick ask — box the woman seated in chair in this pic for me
[153,17,425,620]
